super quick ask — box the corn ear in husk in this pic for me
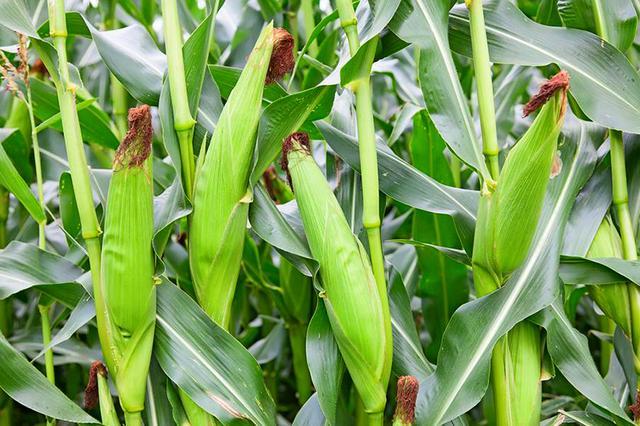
[101,105,155,418]
[283,133,391,415]
[189,24,293,328]
[588,216,631,335]
[473,71,570,286]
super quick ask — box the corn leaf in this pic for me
[306,301,345,425]
[0,332,98,423]
[388,0,490,180]
[0,129,45,224]
[154,281,276,425]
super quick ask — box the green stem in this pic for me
[0,188,10,426]
[105,1,129,138]
[300,0,318,56]
[38,304,56,426]
[467,0,499,180]
[161,0,195,197]
[288,323,312,404]
[45,0,117,374]
[38,304,55,384]
[610,131,640,375]
[123,411,143,426]
[336,1,393,397]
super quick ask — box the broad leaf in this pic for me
[0,332,97,423]
[389,0,490,180]
[154,282,276,425]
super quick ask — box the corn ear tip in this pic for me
[393,375,419,425]
[280,131,311,189]
[522,70,570,117]
[83,360,107,409]
[266,28,295,84]
[114,104,153,169]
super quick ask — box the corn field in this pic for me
[0,0,640,425]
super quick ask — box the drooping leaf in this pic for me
[154,281,276,425]
[0,332,97,423]
[389,0,490,180]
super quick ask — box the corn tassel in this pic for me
[189,24,293,328]
[101,105,155,424]
[282,133,392,420]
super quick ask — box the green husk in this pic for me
[473,71,569,284]
[284,135,391,417]
[588,216,631,335]
[189,24,275,328]
[101,105,155,422]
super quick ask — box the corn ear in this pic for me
[101,105,155,418]
[473,71,569,284]
[189,24,293,328]
[588,216,631,335]
[283,133,390,415]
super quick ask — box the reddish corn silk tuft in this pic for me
[114,105,153,169]
[394,376,419,425]
[523,70,570,117]
[262,165,279,201]
[266,28,295,84]
[83,361,107,409]
[631,392,640,421]
[281,132,311,189]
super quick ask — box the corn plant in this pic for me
[0,1,640,426]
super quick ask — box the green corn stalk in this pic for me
[280,258,313,404]
[334,0,393,408]
[189,24,293,328]
[283,133,392,424]
[473,71,569,426]
[161,0,196,197]
[466,0,500,180]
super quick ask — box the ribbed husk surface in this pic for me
[588,216,631,334]
[285,139,389,414]
[189,24,274,328]
[101,105,155,415]
[473,72,568,285]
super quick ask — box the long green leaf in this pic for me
[389,0,490,180]
[154,282,276,425]
[0,130,45,224]
[0,332,97,423]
